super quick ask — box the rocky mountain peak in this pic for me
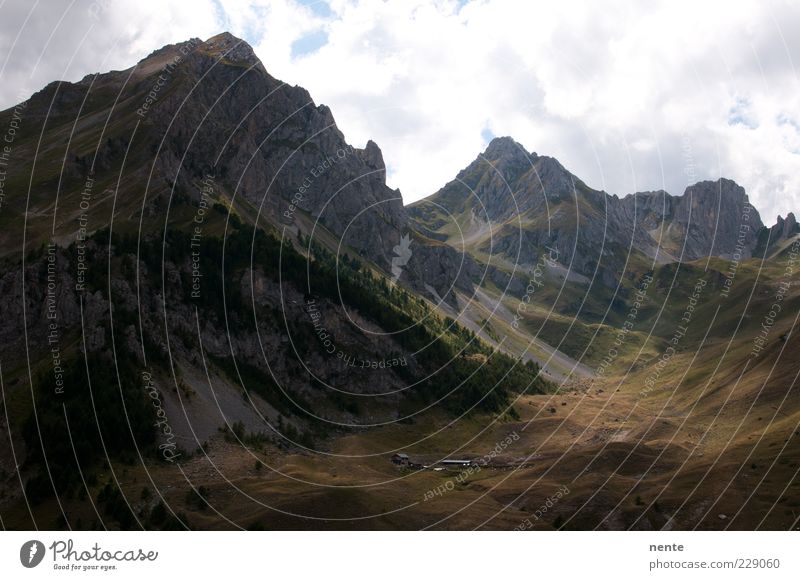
[767,211,799,245]
[785,212,797,232]
[684,177,747,200]
[677,178,764,229]
[361,139,386,173]
[201,32,262,66]
[482,136,532,161]
[478,139,582,197]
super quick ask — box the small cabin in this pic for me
[391,453,410,465]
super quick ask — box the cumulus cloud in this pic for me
[0,1,221,101]
[1,0,798,220]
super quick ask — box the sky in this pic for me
[0,0,798,222]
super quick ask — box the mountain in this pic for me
[408,136,800,371]
[1,35,799,532]
[410,136,794,286]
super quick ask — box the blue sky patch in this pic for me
[728,96,758,129]
[291,29,329,58]
[298,0,333,18]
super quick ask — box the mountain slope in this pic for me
[0,34,547,529]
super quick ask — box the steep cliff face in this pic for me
[614,179,764,261]
[159,33,408,267]
[762,212,799,252]
[140,33,411,270]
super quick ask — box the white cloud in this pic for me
[0,0,221,102]
[1,0,798,220]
